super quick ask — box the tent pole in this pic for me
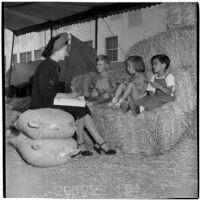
[95,16,98,51]
[50,26,53,38]
[8,33,15,85]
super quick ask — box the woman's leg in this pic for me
[83,114,110,151]
[76,118,87,151]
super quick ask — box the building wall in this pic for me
[4,4,167,71]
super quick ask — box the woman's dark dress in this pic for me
[30,58,91,120]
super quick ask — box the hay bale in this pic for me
[71,72,97,97]
[164,3,197,29]
[6,97,31,112]
[129,27,196,72]
[90,102,187,155]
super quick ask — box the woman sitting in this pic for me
[30,33,116,156]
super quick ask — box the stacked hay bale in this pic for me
[75,3,197,155]
[9,108,80,167]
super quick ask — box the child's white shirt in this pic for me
[146,73,175,95]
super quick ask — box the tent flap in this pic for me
[59,35,97,92]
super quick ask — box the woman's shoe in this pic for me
[78,143,93,156]
[94,142,116,155]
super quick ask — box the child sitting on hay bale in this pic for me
[108,56,148,113]
[131,54,176,115]
[89,55,116,104]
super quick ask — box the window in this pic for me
[27,52,32,62]
[20,51,32,63]
[34,49,42,60]
[84,40,93,48]
[106,36,118,62]
[12,54,17,65]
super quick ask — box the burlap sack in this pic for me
[15,108,76,139]
[9,133,80,168]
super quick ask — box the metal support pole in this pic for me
[50,26,53,38]
[8,33,15,85]
[95,16,98,51]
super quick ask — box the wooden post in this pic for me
[95,16,98,51]
[8,33,15,85]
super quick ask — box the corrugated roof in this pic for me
[3,2,161,36]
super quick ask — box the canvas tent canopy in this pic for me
[4,2,159,36]
[4,2,160,89]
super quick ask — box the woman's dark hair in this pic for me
[42,33,69,58]
[96,54,110,64]
[42,35,60,58]
[151,54,170,70]
[125,56,145,73]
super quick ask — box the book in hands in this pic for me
[53,93,85,107]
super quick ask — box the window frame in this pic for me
[105,36,118,62]
[20,51,32,63]
[34,49,42,61]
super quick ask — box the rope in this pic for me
[102,18,126,58]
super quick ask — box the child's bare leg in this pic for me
[128,99,140,117]
[119,82,133,103]
[113,83,126,100]
[130,83,140,101]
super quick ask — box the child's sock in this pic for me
[115,98,123,107]
[108,97,118,107]
[112,97,118,104]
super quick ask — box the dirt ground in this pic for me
[5,137,198,198]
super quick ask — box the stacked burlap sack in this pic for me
[9,108,80,167]
[72,3,197,155]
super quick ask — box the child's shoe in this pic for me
[108,97,118,107]
[115,99,123,107]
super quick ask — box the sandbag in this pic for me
[15,108,76,139]
[9,133,80,168]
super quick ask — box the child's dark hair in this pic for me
[151,54,170,70]
[96,55,110,64]
[125,56,145,73]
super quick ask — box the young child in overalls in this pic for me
[133,54,175,113]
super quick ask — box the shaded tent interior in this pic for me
[5,34,97,96]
